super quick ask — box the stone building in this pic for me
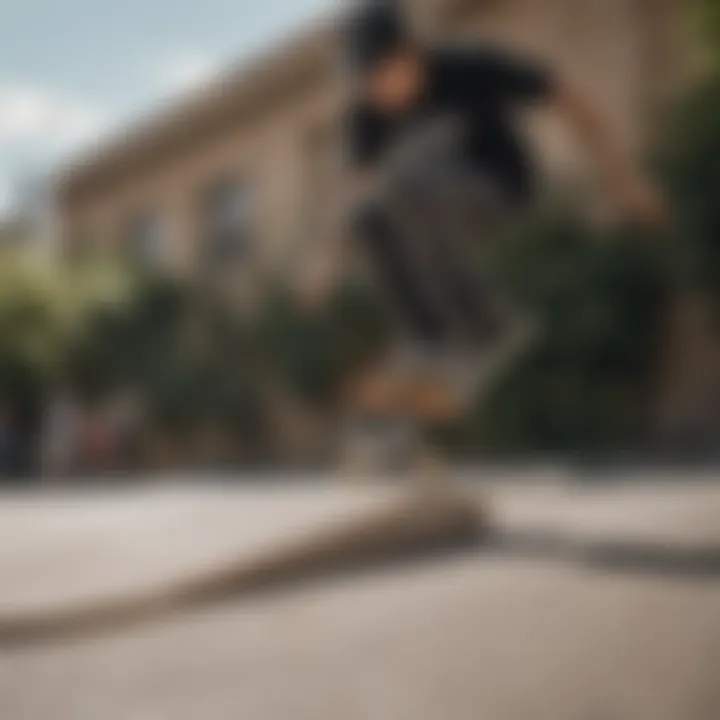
[58,0,706,452]
[58,0,684,277]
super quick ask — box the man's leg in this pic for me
[346,131,539,485]
[376,152,541,489]
[351,198,451,345]
[387,147,542,406]
[341,199,448,479]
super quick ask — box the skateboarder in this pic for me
[306,0,666,473]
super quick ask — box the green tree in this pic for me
[255,280,390,407]
[692,0,720,62]
[437,210,666,456]
[659,74,720,317]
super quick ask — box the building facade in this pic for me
[58,0,684,279]
[58,0,712,449]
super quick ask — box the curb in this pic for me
[0,489,483,648]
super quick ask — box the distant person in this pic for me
[106,393,143,471]
[306,0,667,474]
[40,390,81,479]
[79,404,118,475]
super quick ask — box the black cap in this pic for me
[344,1,409,75]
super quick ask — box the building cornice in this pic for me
[58,20,338,204]
[57,1,479,204]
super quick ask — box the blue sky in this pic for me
[0,0,333,215]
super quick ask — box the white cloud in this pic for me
[0,82,108,157]
[0,177,14,220]
[0,82,111,219]
[155,50,219,94]
[0,55,217,219]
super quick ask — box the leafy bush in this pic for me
[66,273,266,455]
[659,73,720,316]
[437,209,667,455]
[255,280,391,406]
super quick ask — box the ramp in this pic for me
[0,480,481,645]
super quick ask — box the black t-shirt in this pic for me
[347,46,553,202]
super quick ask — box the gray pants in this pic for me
[353,116,515,348]
[345,121,537,469]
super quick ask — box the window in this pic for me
[202,177,251,265]
[124,210,164,265]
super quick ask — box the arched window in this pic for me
[201,176,252,266]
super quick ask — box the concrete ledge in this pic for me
[0,489,483,647]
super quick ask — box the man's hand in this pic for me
[553,81,671,233]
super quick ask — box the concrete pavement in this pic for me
[1,473,720,720]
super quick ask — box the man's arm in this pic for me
[551,80,668,230]
[458,46,668,229]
